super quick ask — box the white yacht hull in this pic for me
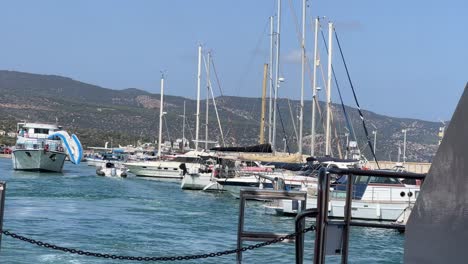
[277,197,412,221]
[125,161,202,180]
[12,150,67,172]
[180,173,223,191]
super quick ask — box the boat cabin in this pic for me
[17,122,61,139]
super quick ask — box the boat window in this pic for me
[34,128,49,134]
[173,157,199,163]
[244,161,257,167]
[369,176,401,184]
[354,176,370,185]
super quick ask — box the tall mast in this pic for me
[182,100,186,152]
[325,22,333,156]
[298,0,306,154]
[260,63,268,144]
[195,45,202,150]
[157,73,165,157]
[272,0,281,150]
[205,51,211,150]
[311,17,319,156]
[268,16,274,145]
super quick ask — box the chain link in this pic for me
[2,225,315,261]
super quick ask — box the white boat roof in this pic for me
[21,123,60,130]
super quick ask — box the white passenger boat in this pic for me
[275,174,420,221]
[12,122,82,172]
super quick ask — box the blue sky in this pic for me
[0,0,466,121]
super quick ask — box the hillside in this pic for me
[0,70,441,162]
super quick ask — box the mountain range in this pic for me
[0,70,442,162]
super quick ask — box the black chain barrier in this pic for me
[2,225,315,261]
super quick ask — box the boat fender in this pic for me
[179,163,188,175]
[44,144,49,152]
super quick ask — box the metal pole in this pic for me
[157,74,164,157]
[298,0,306,154]
[325,22,333,156]
[237,192,246,263]
[341,174,354,264]
[311,17,319,156]
[205,52,211,150]
[0,182,6,251]
[397,143,401,163]
[373,130,377,157]
[314,168,330,264]
[260,64,268,144]
[268,16,274,145]
[403,129,407,164]
[345,132,349,159]
[182,101,186,152]
[272,0,281,150]
[195,45,202,151]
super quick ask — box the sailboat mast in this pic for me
[325,22,333,156]
[299,0,306,154]
[195,45,202,151]
[268,16,274,145]
[260,63,268,144]
[205,52,211,150]
[311,17,319,156]
[158,74,165,157]
[272,0,281,150]
[182,100,186,152]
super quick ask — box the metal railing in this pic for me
[237,189,307,263]
[309,167,426,264]
[0,182,5,250]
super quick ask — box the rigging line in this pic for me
[210,57,224,97]
[287,0,317,99]
[334,28,380,168]
[184,115,195,142]
[237,18,270,97]
[276,101,291,154]
[163,115,172,143]
[287,99,299,140]
[319,26,357,145]
[203,55,226,146]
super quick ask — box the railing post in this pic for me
[341,174,353,264]
[237,191,246,263]
[314,168,330,264]
[0,182,6,251]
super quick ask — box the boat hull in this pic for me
[277,197,413,221]
[12,150,66,172]
[181,173,223,191]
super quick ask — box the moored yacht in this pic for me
[125,153,210,180]
[275,174,420,221]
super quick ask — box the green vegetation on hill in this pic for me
[0,70,440,162]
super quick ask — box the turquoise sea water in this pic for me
[0,159,404,263]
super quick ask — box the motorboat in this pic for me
[275,174,420,221]
[96,162,128,178]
